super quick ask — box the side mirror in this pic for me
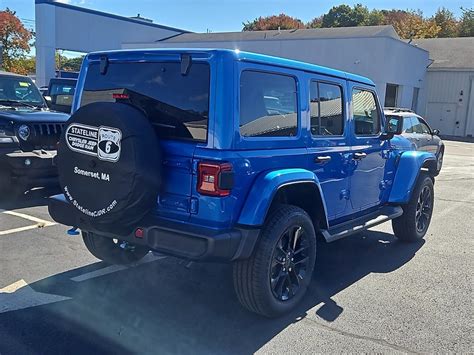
[432,129,440,136]
[380,132,395,141]
[385,117,403,135]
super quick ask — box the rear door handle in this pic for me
[314,156,331,164]
[353,152,367,160]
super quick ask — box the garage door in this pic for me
[427,103,457,136]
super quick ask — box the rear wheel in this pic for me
[82,232,149,265]
[233,205,316,317]
[392,173,434,242]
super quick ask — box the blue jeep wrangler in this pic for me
[48,49,437,317]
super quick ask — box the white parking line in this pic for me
[2,210,56,226]
[71,253,167,282]
[0,210,57,236]
[0,225,48,236]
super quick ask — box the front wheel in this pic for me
[392,173,434,242]
[0,170,25,200]
[233,205,317,317]
[436,148,444,174]
[82,232,149,265]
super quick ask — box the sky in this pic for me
[1,0,472,56]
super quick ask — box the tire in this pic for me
[436,147,444,174]
[82,231,149,265]
[57,102,161,229]
[233,205,317,318]
[0,170,25,200]
[392,173,434,242]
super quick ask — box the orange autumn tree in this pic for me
[243,14,305,31]
[0,8,34,74]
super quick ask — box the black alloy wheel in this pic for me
[415,185,432,234]
[270,225,311,301]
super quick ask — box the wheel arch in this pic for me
[237,168,329,231]
[389,151,437,204]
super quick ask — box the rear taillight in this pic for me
[197,162,233,197]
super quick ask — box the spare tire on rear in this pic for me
[57,102,161,228]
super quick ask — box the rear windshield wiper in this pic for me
[0,100,43,110]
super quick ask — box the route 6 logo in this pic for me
[97,126,122,162]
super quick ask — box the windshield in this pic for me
[0,75,45,107]
[81,61,210,142]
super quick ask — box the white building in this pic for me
[412,38,474,138]
[35,0,187,87]
[34,1,473,137]
[123,26,430,113]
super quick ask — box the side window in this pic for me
[310,81,344,136]
[403,117,414,133]
[411,116,423,134]
[419,119,431,134]
[240,70,297,137]
[352,89,381,136]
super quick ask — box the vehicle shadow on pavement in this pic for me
[0,187,61,211]
[0,230,424,354]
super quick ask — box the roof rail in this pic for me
[384,107,415,113]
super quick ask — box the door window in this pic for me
[402,117,414,133]
[310,81,344,136]
[419,119,431,134]
[411,116,424,134]
[352,89,381,136]
[240,70,297,137]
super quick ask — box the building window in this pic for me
[353,89,381,136]
[240,70,297,137]
[411,87,420,112]
[310,81,344,136]
[384,84,399,108]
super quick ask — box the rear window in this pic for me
[81,61,210,142]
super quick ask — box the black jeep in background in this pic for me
[44,78,77,114]
[0,71,69,197]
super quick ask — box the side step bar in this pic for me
[321,206,403,243]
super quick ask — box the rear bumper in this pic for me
[48,194,260,262]
[0,149,58,187]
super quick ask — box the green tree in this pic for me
[322,5,356,27]
[433,7,459,37]
[242,14,305,31]
[367,9,385,26]
[0,8,34,74]
[352,4,370,25]
[458,7,474,37]
[321,4,371,27]
[61,56,84,72]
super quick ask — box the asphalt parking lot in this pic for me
[0,140,472,354]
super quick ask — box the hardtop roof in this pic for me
[86,48,374,86]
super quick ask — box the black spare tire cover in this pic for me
[58,102,161,227]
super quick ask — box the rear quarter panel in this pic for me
[190,59,311,229]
